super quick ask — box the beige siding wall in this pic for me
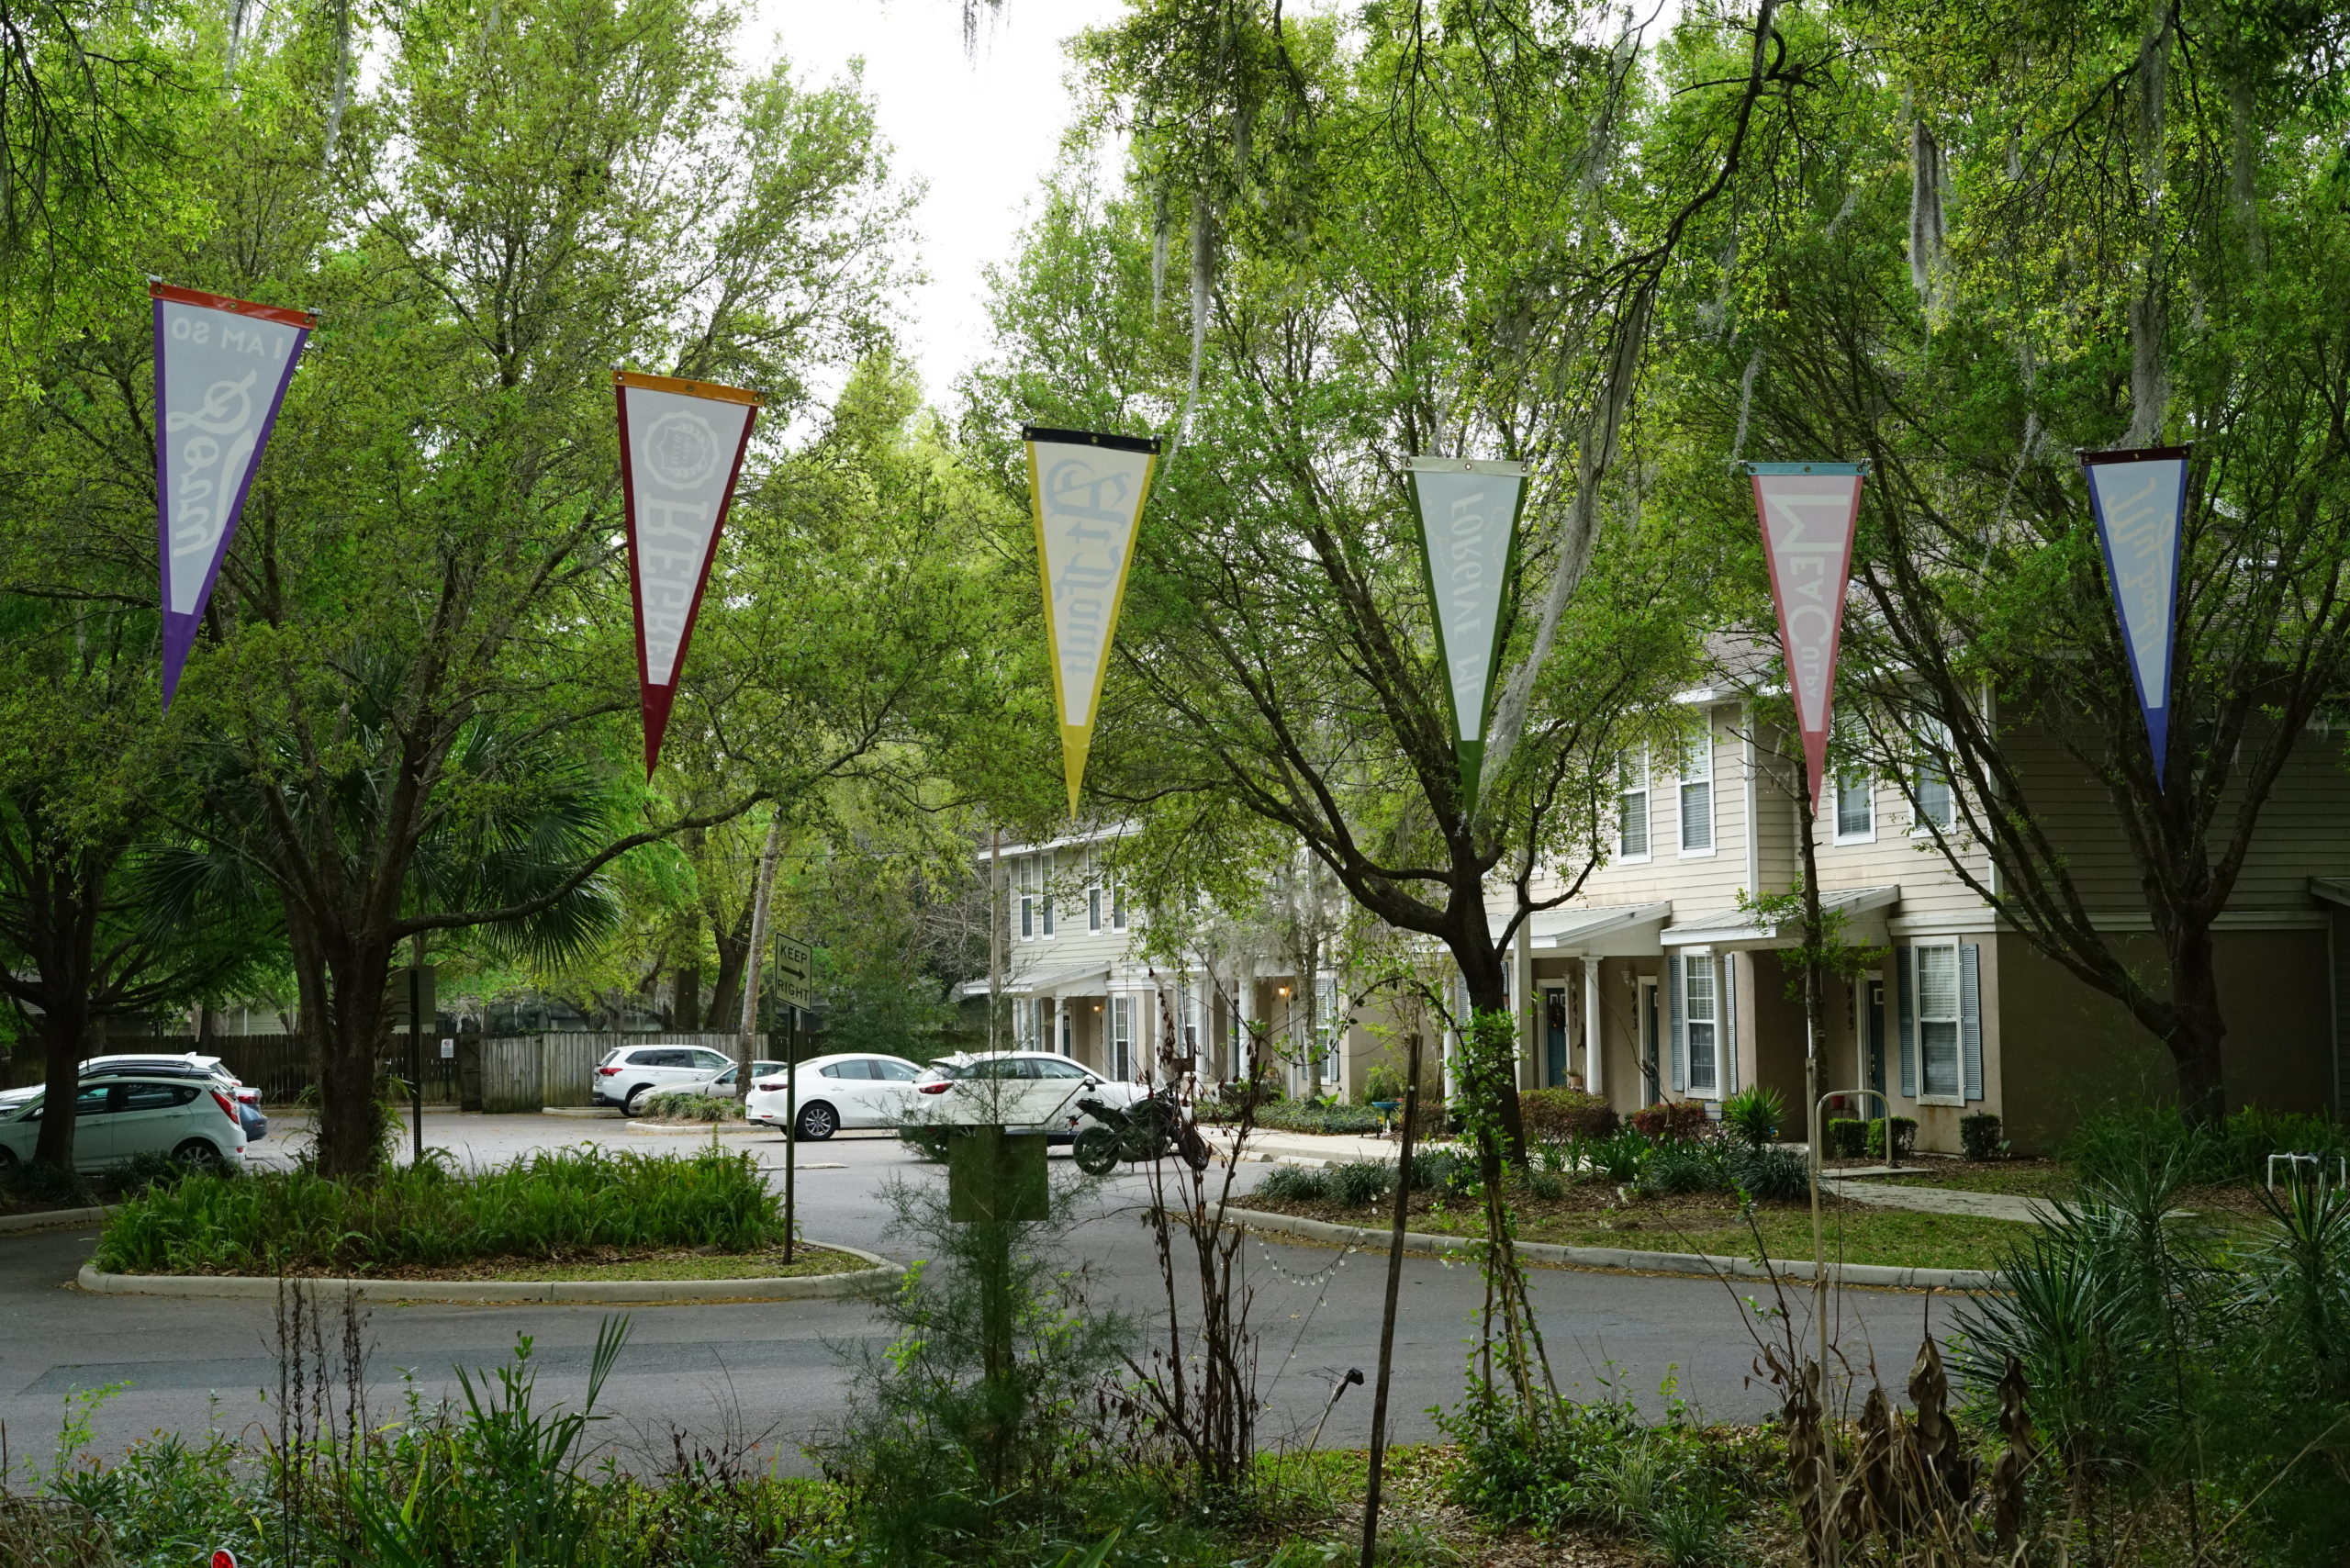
[1999,717,2350,915]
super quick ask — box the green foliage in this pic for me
[1201,1098,1384,1137]
[1959,1113,2006,1162]
[1360,1062,1408,1106]
[1629,1103,1710,1144]
[1718,1086,1784,1149]
[1864,1118,1918,1162]
[820,1165,1137,1564]
[2064,1103,2350,1190]
[1256,1165,1330,1204]
[1636,1144,1725,1198]
[1584,1127,1651,1184]
[93,1148,782,1274]
[640,1092,736,1123]
[1961,1160,2350,1566]
[1726,1147,1809,1204]
[1824,1119,1867,1160]
[1439,1390,1750,1558]
[1519,1088,1618,1143]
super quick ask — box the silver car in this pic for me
[908,1051,1150,1142]
[0,1074,248,1174]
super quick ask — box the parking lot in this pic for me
[1,1111,1963,1472]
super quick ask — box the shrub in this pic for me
[1255,1165,1332,1203]
[1326,1159,1394,1207]
[1959,1112,2005,1162]
[94,1147,784,1274]
[1638,1143,1727,1197]
[1825,1117,1867,1159]
[1727,1146,1809,1203]
[1864,1116,1918,1161]
[1719,1086,1785,1148]
[1587,1126,1651,1182]
[1521,1087,1619,1142]
[1406,1149,1473,1193]
[1361,1062,1408,1105]
[640,1091,734,1122]
[1631,1101,1712,1144]
[2064,1102,2350,1188]
[1240,1099,1385,1137]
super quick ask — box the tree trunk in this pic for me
[671,964,700,1030]
[2164,924,2228,1126]
[313,941,398,1178]
[31,1000,88,1169]
[702,897,755,1033]
[1453,935,1527,1161]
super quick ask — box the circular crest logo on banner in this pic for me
[642,411,722,489]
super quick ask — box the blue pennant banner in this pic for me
[2082,446,2189,788]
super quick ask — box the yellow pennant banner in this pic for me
[1024,425,1160,818]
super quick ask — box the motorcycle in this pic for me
[1071,1081,1210,1175]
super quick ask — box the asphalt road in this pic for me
[0,1114,1968,1474]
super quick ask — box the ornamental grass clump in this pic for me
[93,1146,785,1275]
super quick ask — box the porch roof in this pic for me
[1661,885,1900,952]
[952,964,1113,1001]
[1521,901,1675,956]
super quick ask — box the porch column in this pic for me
[1052,994,1066,1057]
[1583,957,1604,1100]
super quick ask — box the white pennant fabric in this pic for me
[151,283,313,707]
[2082,446,2188,787]
[1024,426,1160,818]
[616,371,761,774]
[1407,456,1529,817]
[1749,463,1867,811]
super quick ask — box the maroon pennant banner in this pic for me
[615,371,761,774]
[1748,462,1867,812]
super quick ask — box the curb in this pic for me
[0,1204,113,1235]
[623,1121,767,1137]
[542,1106,622,1119]
[74,1242,901,1305]
[1218,1208,2002,1293]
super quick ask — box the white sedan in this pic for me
[908,1051,1150,1141]
[744,1053,926,1141]
[0,1073,248,1174]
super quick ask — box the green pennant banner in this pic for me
[1407,456,1529,820]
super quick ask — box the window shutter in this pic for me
[1895,946,1917,1098]
[1960,943,1984,1102]
[1667,957,1686,1092]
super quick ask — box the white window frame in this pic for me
[1111,883,1128,931]
[1617,745,1652,863]
[1111,996,1135,1081]
[1677,725,1715,857]
[1682,955,1720,1095]
[1834,767,1875,845]
[1087,887,1103,933]
[1910,725,1956,835]
[1017,856,1038,941]
[1039,850,1056,938]
[1914,941,1964,1102]
[1316,975,1341,1084]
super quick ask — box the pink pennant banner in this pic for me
[615,371,761,775]
[1749,463,1867,811]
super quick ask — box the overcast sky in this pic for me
[763,0,1125,409]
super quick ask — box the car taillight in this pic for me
[755,1080,784,1092]
[210,1090,238,1123]
[919,1081,952,1094]
[597,1066,621,1076]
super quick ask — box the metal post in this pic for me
[1360,1029,1424,1568]
[783,1003,797,1266]
[1795,771,1839,1568]
[408,940,425,1169]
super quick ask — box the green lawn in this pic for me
[1237,1192,2033,1272]
[472,1246,867,1282]
[1849,1161,2076,1200]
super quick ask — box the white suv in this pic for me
[591,1045,739,1115]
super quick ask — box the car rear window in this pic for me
[119,1083,200,1111]
[599,1048,626,1066]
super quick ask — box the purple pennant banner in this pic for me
[151,283,312,707]
[2082,446,2189,788]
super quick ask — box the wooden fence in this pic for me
[480,1033,769,1114]
[6,1030,768,1114]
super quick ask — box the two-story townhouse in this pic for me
[1505,686,2350,1154]
[959,829,1374,1095]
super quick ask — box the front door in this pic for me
[1638,976,1662,1103]
[1542,989,1569,1086]
[1866,980,1888,1099]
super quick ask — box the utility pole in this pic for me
[737,814,783,1080]
[988,828,1002,1051]
[408,938,426,1169]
